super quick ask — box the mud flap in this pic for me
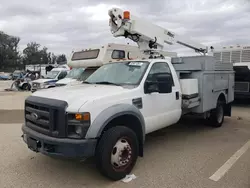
[224,102,232,117]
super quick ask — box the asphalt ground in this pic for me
[1,80,250,187]
[0,104,250,188]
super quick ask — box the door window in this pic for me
[146,62,174,86]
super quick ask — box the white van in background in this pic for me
[67,43,147,68]
[55,43,177,87]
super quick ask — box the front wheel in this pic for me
[22,83,31,91]
[95,126,139,181]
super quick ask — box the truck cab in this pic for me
[233,62,250,99]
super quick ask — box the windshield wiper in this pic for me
[82,81,91,84]
[94,81,121,86]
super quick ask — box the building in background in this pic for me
[213,45,250,99]
[213,45,250,64]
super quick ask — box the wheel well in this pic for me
[218,93,226,103]
[101,114,144,157]
[218,93,232,117]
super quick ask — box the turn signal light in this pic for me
[75,113,82,120]
[75,113,90,121]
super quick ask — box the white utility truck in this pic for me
[21,8,234,181]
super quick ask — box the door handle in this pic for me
[175,92,180,100]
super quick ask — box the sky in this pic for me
[0,0,250,57]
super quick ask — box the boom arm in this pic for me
[108,8,209,55]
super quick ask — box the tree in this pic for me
[22,42,52,65]
[22,42,41,65]
[50,53,57,64]
[0,30,68,71]
[56,54,67,64]
[0,31,21,70]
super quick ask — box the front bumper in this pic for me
[21,124,97,159]
[31,88,39,92]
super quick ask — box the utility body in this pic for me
[21,8,234,181]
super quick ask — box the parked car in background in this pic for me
[11,70,25,80]
[31,67,69,92]
[17,71,41,91]
[0,72,12,80]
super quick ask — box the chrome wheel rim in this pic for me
[111,138,132,170]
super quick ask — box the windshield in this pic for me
[13,71,22,76]
[65,68,85,79]
[45,71,60,79]
[78,68,98,81]
[85,61,149,85]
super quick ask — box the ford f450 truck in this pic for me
[21,8,234,181]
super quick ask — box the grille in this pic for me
[235,82,249,92]
[32,82,40,89]
[24,96,68,138]
[25,103,50,130]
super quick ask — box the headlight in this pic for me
[40,83,47,88]
[67,112,91,139]
[32,82,40,88]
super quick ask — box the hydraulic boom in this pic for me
[108,8,211,56]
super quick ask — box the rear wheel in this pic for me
[207,100,225,127]
[95,126,139,181]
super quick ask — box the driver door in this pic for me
[141,62,181,134]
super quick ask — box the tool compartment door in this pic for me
[214,73,229,92]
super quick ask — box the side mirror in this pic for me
[144,73,173,94]
[156,73,173,93]
[144,81,159,94]
[58,73,66,80]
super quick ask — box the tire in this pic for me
[207,100,225,127]
[95,126,139,181]
[22,83,31,91]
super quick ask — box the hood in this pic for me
[32,84,129,111]
[56,78,76,84]
[32,79,57,84]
